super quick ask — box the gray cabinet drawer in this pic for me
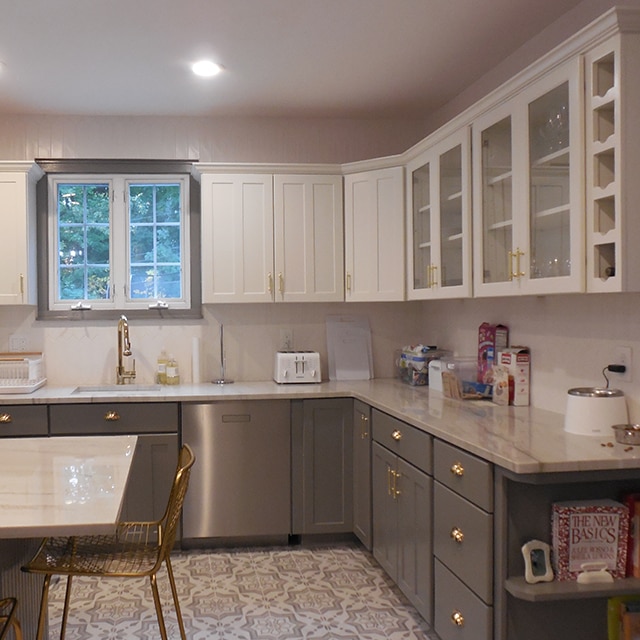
[434,482,493,603]
[372,409,432,474]
[0,405,48,437]
[50,403,178,434]
[434,559,492,640]
[434,439,493,511]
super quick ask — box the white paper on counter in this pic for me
[326,315,373,380]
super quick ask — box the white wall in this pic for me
[0,114,428,165]
[421,294,640,419]
[0,302,424,387]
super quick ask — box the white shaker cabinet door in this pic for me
[201,173,275,303]
[273,174,344,302]
[0,164,41,305]
[344,167,404,302]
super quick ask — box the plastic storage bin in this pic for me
[396,346,450,386]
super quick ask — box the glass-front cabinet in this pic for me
[472,59,584,296]
[406,127,472,299]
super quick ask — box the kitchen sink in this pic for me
[72,384,163,394]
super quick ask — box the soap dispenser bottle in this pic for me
[156,348,168,384]
[166,354,180,385]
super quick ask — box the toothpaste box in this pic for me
[498,347,530,406]
[478,322,509,384]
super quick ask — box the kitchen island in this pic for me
[0,435,137,639]
[1,379,639,640]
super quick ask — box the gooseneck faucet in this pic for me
[116,314,136,384]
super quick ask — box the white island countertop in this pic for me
[1,378,639,475]
[0,435,137,538]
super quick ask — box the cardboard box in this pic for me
[498,347,530,406]
[478,323,509,383]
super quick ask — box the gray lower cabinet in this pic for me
[49,402,179,523]
[433,439,493,640]
[353,399,372,550]
[292,398,353,535]
[372,409,433,623]
[0,405,48,437]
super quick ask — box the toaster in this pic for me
[274,351,321,383]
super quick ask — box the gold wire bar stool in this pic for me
[22,444,195,640]
[0,598,22,640]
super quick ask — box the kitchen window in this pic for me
[36,159,201,320]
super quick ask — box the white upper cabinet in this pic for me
[344,166,404,302]
[201,173,275,303]
[0,162,42,305]
[406,127,472,300]
[201,170,343,303]
[584,28,640,292]
[273,174,343,302]
[472,59,584,297]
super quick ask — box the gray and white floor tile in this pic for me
[47,543,439,639]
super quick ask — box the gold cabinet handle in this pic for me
[450,462,464,477]
[267,272,273,293]
[451,610,465,627]
[393,471,401,498]
[346,272,352,292]
[278,272,284,294]
[391,429,402,441]
[387,466,394,497]
[450,527,465,544]
[360,414,369,439]
[104,410,121,422]
[508,248,525,280]
[0,413,12,424]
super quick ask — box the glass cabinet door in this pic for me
[407,127,471,300]
[473,58,582,296]
[528,81,571,281]
[439,145,464,288]
[411,162,432,291]
[478,115,513,286]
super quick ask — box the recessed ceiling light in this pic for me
[191,60,222,77]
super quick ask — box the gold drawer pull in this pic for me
[0,413,12,424]
[451,610,465,627]
[450,462,464,477]
[104,410,121,422]
[391,429,402,441]
[360,414,369,439]
[450,527,464,543]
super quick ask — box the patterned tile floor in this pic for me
[47,543,439,639]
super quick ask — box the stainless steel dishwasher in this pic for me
[181,400,291,545]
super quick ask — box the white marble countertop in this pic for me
[0,435,137,538]
[1,378,638,475]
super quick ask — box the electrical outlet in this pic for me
[8,334,27,352]
[280,328,293,351]
[612,345,632,382]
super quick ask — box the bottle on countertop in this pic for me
[156,348,168,384]
[166,354,180,385]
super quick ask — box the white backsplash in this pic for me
[3,293,640,422]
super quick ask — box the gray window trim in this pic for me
[36,159,202,321]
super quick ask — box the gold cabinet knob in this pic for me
[391,429,402,441]
[450,527,464,543]
[451,610,465,627]
[0,413,12,424]
[104,410,121,422]
[450,462,464,477]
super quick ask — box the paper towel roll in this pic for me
[192,337,201,383]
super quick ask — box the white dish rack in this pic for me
[0,353,46,394]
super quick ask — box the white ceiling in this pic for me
[0,0,590,118]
